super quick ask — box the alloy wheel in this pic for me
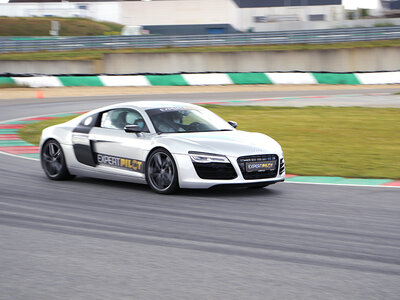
[147,150,178,194]
[41,139,73,180]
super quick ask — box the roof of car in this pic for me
[75,102,201,122]
[115,101,199,110]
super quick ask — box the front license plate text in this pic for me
[246,161,276,172]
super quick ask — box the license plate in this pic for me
[246,161,276,172]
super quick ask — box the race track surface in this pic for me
[1,90,399,299]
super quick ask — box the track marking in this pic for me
[0,111,81,161]
[285,181,400,189]
[194,93,393,105]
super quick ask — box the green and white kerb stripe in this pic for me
[1,72,400,87]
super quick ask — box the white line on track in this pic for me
[0,151,37,161]
[0,111,82,161]
[285,181,400,189]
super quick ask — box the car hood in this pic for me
[157,130,282,157]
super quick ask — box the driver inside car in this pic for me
[153,111,186,133]
[125,111,148,131]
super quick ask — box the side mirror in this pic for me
[124,125,142,133]
[228,121,237,128]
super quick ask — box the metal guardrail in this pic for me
[1,26,400,53]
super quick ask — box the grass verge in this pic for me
[0,17,123,36]
[19,106,400,179]
[1,39,400,61]
[0,83,29,88]
[19,116,75,145]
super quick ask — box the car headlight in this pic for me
[188,151,230,163]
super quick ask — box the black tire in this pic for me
[146,149,179,194]
[41,139,74,181]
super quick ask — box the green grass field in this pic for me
[19,106,400,179]
[19,116,74,145]
[0,17,123,37]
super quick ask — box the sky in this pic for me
[0,0,381,8]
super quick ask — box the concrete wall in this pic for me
[0,60,96,75]
[103,47,400,73]
[2,47,400,74]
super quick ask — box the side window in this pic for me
[81,115,95,127]
[100,108,149,132]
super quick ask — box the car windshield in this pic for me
[146,107,233,133]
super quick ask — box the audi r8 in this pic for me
[40,101,285,194]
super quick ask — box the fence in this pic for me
[1,26,400,53]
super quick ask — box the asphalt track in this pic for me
[1,89,399,299]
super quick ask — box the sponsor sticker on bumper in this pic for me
[246,161,276,172]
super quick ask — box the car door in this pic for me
[89,108,152,178]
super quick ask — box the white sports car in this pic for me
[40,101,285,194]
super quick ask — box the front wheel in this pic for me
[146,149,179,194]
[41,139,74,180]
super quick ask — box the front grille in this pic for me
[193,162,237,180]
[237,154,279,180]
[279,158,285,175]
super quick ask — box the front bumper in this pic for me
[174,153,285,189]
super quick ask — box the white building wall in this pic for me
[0,2,121,23]
[243,17,400,32]
[121,0,237,27]
[85,3,121,24]
[240,5,345,32]
[0,3,85,18]
[229,0,241,30]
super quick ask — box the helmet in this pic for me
[111,111,127,129]
[134,118,145,129]
[168,111,183,123]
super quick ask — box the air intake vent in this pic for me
[193,162,237,180]
[279,158,285,175]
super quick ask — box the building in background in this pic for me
[121,0,239,35]
[382,0,400,16]
[3,0,121,22]
[119,0,346,33]
[233,0,345,31]
[3,0,399,34]
[0,0,347,34]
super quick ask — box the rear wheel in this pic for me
[146,149,179,194]
[41,139,74,180]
